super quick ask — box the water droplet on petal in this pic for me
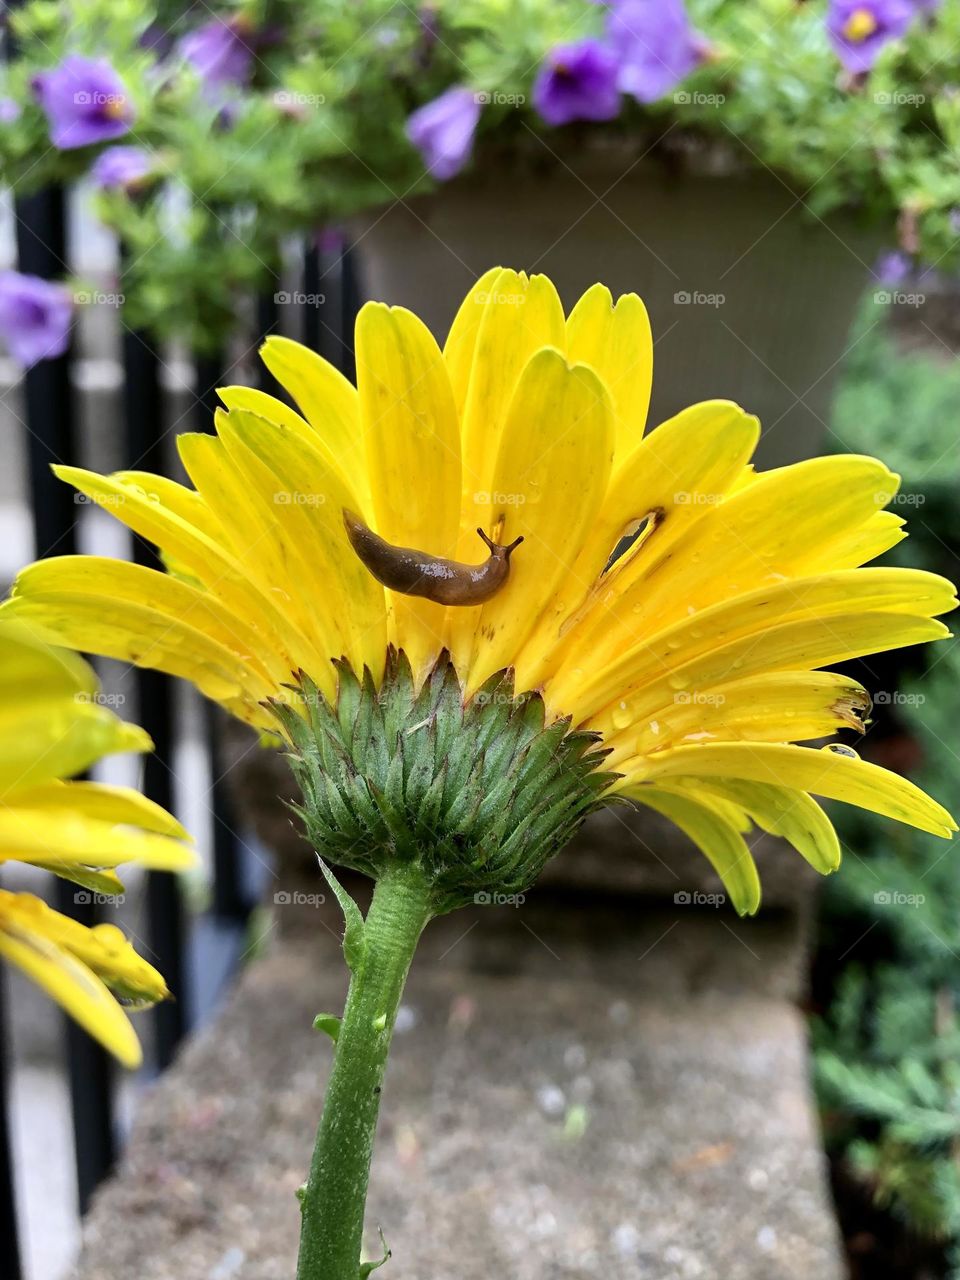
[822,743,860,759]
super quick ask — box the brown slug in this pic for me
[343,509,523,606]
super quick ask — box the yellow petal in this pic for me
[629,786,761,916]
[454,270,565,550]
[4,560,277,721]
[112,470,224,546]
[518,400,759,688]
[11,780,192,840]
[48,466,308,677]
[600,669,872,761]
[442,265,503,419]
[552,567,957,719]
[257,336,366,493]
[355,302,462,677]
[0,693,150,796]
[22,906,170,1008]
[217,386,365,511]
[679,779,840,874]
[0,617,95,702]
[0,809,195,871]
[218,406,388,683]
[465,349,614,689]
[593,613,948,737]
[0,892,142,1068]
[6,555,284,691]
[565,283,652,465]
[619,743,956,838]
[557,453,903,685]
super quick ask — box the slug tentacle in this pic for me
[343,509,522,606]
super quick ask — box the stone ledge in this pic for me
[73,903,843,1280]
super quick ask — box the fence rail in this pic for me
[0,183,361,1273]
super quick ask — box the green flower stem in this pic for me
[296,864,433,1280]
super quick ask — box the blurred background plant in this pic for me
[1,0,959,351]
[815,292,960,1278]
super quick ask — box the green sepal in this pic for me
[270,652,618,915]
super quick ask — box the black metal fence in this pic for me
[0,181,361,1277]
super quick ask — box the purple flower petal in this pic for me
[826,0,917,73]
[0,98,21,125]
[35,55,134,150]
[874,250,912,285]
[179,17,255,90]
[0,272,72,367]
[90,145,154,191]
[406,87,481,181]
[607,0,704,104]
[532,38,621,127]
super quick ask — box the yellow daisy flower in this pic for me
[1,266,954,920]
[0,620,194,1068]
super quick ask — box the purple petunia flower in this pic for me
[607,0,704,104]
[826,0,917,73]
[179,17,255,90]
[34,56,135,150]
[532,38,621,127]
[90,145,154,191]
[0,272,72,367]
[406,87,481,181]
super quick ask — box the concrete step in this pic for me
[71,898,843,1280]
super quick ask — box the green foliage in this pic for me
[815,644,960,1262]
[815,299,960,1263]
[3,0,960,346]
